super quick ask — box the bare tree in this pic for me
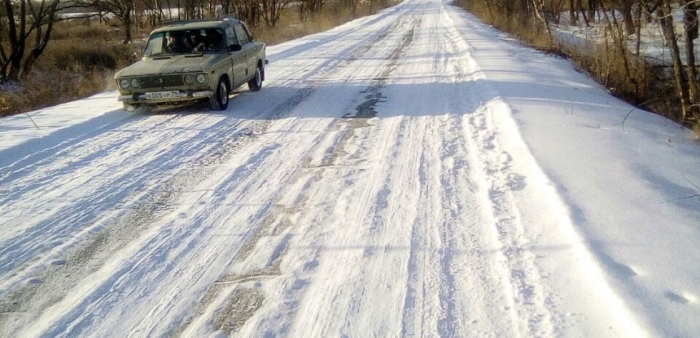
[299,0,324,20]
[620,0,636,35]
[235,0,262,26]
[683,0,699,118]
[533,0,553,41]
[79,0,135,43]
[261,0,290,27]
[138,0,166,28]
[659,0,689,122]
[584,0,600,23]
[0,0,62,82]
[219,0,234,15]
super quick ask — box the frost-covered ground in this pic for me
[1,0,699,337]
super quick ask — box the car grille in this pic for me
[138,75,184,89]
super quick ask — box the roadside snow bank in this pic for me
[447,4,700,337]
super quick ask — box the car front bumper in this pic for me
[118,90,214,104]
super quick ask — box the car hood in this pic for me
[115,54,223,78]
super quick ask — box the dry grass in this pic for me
[1,68,118,115]
[563,42,680,117]
[459,1,557,53]
[50,20,117,41]
[1,21,137,116]
[1,1,396,117]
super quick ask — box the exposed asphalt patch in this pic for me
[213,288,264,334]
[343,26,415,121]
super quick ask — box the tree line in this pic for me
[1,0,380,84]
[2,0,699,126]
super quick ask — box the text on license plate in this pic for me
[145,91,179,99]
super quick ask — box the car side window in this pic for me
[225,27,238,47]
[204,29,225,52]
[242,24,254,40]
[234,24,250,45]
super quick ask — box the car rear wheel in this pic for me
[248,65,263,92]
[210,77,229,110]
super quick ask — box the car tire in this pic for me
[248,65,263,92]
[210,77,229,110]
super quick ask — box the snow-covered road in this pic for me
[1,0,699,337]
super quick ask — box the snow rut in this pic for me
[463,104,556,337]
[438,5,558,336]
[170,13,425,338]
[1,22,391,332]
[3,3,430,335]
[0,103,303,337]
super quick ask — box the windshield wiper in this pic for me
[150,52,173,59]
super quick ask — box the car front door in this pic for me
[234,23,257,80]
[225,26,247,88]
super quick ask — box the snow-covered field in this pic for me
[1,0,699,336]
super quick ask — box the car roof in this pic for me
[151,18,240,33]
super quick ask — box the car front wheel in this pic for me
[210,77,229,110]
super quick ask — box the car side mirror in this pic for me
[229,44,242,52]
[130,51,141,63]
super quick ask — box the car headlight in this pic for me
[196,74,207,84]
[131,78,141,88]
[120,78,130,89]
[185,74,195,84]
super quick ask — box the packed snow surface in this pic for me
[1,0,699,336]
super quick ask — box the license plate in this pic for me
[145,91,178,100]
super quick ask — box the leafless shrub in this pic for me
[456,0,556,52]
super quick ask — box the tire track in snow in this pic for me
[436,115,463,336]
[0,120,272,336]
[267,3,413,88]
[11,118,293,337]
[23,9,422,333]
[0,115,231,280]
[0,110,151,185]
[398,5,525,336]
[400,139,428,338]
[0,78,328,337]
[442,8,557,336]
[400,113,517,337]
[0,114,246,276]
[286,20,419,336]
[0,7,412,332]
[0,3,411,273]
[193,14,425,337]
[170,15,424,337]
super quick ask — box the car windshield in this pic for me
[144,28,226,56]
